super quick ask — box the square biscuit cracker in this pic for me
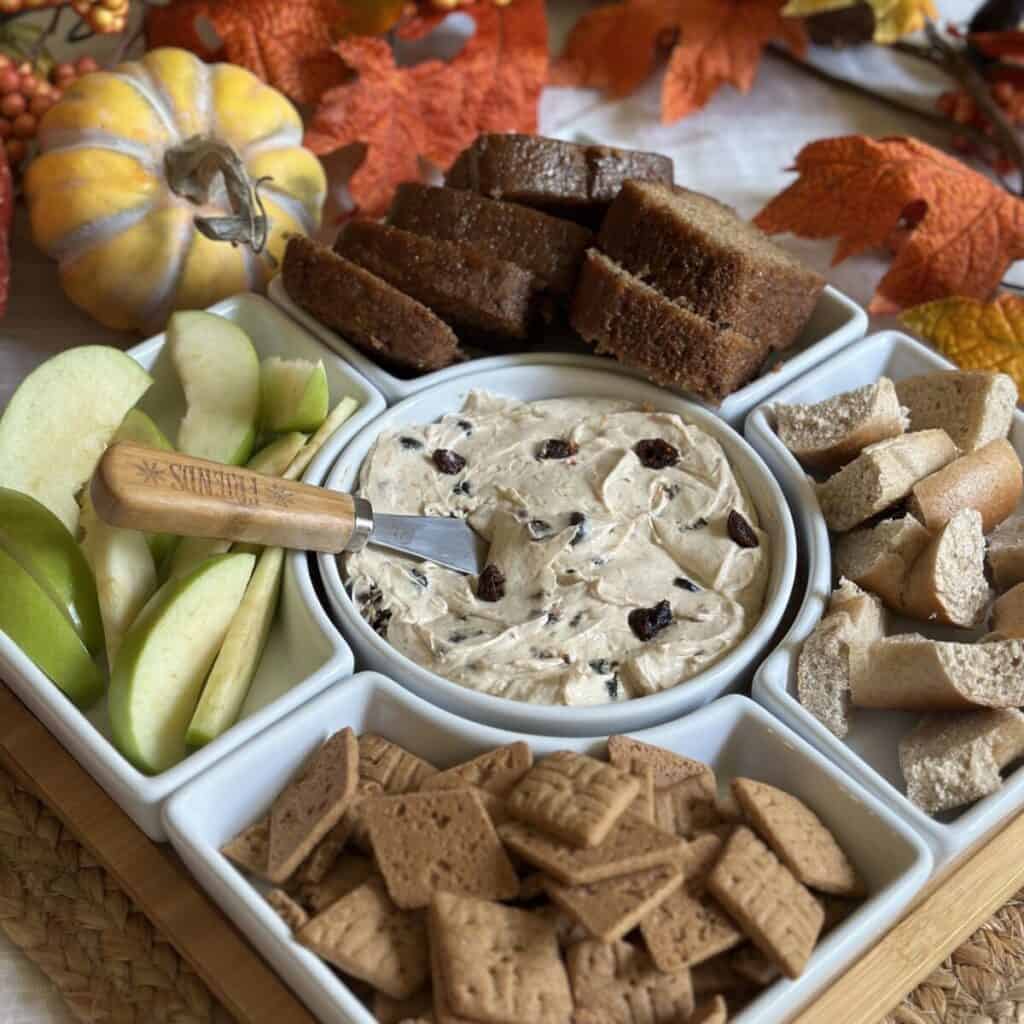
[653,774,723,838]
[297,852,376,914]
[421,742,533,797]
[732,777,861,896]
[707,826,824,979]
[730,943,781,986]
[568,939,695,1024]
[297,875,429,999]
[640,835,743,971]
[608,736,714,789]
[265,889,308,932]
[506,751,640,847]
[498,816,686,885]
[364,789,519,909]
[689,995,728,1024]
[429,927,479,1024]
[373,988,434,1024]
[342,777,385,852]
[543,862,683,944]
[360,734,438,793]
[294,819,353,886]
[221,815,270,879]
[268,728,359,884]
[430,892,573,1024]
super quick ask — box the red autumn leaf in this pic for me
[754,135,1024,314]
[145,0,348,105]
[551,0,806,124]
[305,0,548,218]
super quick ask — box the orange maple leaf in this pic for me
[755,135,1024,314]
[305,0,548,218]
[551,0,807,124]
[145,0,348,105]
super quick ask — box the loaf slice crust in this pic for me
[446,133,673,214]
[281,236,463,373]
[774,378,907,471]
[334,221,539,340]
[991,582,1024,639]
[900,709,1024,814]
[988,514,1024,591]
[598,181,825,355]
[796,580,885,739]
[833,515,931,611]
[895,371,1017,453]
[816,429,958,533]
[852,636,1024,710]
[388,183,593,295]
[570,250,765,403]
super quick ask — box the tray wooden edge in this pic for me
[0,683,316,1024]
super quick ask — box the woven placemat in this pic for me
[0,761,1020,1024]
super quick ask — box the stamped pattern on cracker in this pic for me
[498,815,686,885]
[268,727,359,884]
[364,789,519,909]
[506,751,640,847]
[297,852,375,914]
[298,875,429,999]
[653,773,722,838]
[544,862,683,943]
[732,777,861,896]
[707,825,824,979]
[421,741,533,797]
[430,892,573,1024]
[221,815,270,878]
[607,736,715,788]
[360,734,438,793]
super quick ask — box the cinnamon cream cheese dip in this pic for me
[345,392,770,705]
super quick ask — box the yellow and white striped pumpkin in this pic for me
[24,48,326,333]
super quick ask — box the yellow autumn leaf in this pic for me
[782,0,938,43]
[900,295,1024,391]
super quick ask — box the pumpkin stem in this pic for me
[164,135,271,255]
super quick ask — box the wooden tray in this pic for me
[4,680,1024,1024]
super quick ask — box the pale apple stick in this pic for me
[185,395,360,747]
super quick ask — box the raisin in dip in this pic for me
[345,392,770,705]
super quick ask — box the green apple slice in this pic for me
[0,546,103,708]
[169,311,260,466]
[164,433,308,580]
[108,552,255,774]
[186,546,284,748]
[260,357,329,434]
[0,347,151,533]
[0,486,103,653]
[79,493,157,668]
[112,409,177,566]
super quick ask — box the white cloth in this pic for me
[0,1,985,1019]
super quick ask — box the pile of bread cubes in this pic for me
[281,133,826,403]
[774,369,1024,816]
[222,730,866,1024]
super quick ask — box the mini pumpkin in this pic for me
[25,48,327,333]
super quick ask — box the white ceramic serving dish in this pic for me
[163,673,932,1024]
[746,330,1024,868]
[0,293,386,840]
[269,274,867,425]
[319,361,796,736]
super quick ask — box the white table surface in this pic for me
[0,1,986,1020]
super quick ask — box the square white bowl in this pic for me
[745,330,1024,867]
[268,274,867,426]
[163,673,932,1024]
[0,293,386,840]
[318,360,797,737]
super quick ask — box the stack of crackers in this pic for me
[221,730,865,1023]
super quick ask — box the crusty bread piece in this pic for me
[598,181,825,355]
[774,378,908,472]
[570,249,765,403]
[901,508,990,627]
[908,438,1022,534]
[796,579,885,739]
[833,515,931,611]
[990,583,1024,639]
[900,709,1024,814]
[988,514,1024,591]
[281,235,463,373]
[852,636,1024,710]
[817,430,958,533]
[895,371,1017,453]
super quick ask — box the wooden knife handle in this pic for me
[91,442,366,553]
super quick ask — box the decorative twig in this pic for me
[29,5,61,63]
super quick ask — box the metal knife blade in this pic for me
[364,510,488,575]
